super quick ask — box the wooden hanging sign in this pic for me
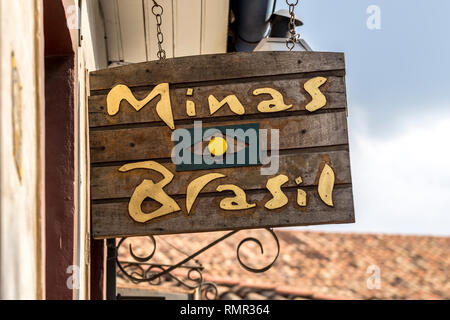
[88,51,354,239]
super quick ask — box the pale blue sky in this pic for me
[278,1,450,235]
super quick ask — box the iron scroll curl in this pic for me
[116,229,280,299]
[236,228,280,273]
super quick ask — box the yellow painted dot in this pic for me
[208,137,227,156]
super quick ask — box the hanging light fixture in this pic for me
[254,6,312,52]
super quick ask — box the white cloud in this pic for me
[305,106,450,236]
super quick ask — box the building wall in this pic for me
[0,0,45,299]
[44,54,77,300]
[44,0,108,300]
[43,0,77,300]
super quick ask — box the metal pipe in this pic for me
[231,0,276,52]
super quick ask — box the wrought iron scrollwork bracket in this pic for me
[115,228,280,300]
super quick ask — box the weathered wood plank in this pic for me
[91,150,351,200]
[92,186,354,238]
[89,111,349,164]
[88,76,346,128]
[89,51,345,92]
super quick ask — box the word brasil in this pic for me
[119,160,335,223]
[106,76,328,130]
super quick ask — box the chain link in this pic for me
[151,0,297,56]
[286,0,300,51]
[152,0,166,60]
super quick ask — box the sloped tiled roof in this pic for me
[117,230,450,300]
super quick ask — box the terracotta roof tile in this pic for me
[117,230,450,300]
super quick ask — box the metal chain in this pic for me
[152,0,166,60]
[286,0,300,51]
